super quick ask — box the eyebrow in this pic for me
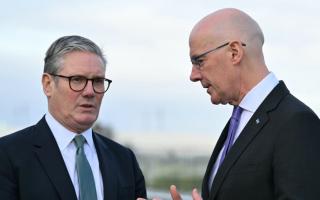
[191,42,246,63]
[191,51,207,63]
[68,74,106,79]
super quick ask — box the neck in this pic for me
[235,65,269,105]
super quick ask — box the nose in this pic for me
[190,66,201,82]
[82,80,95,96]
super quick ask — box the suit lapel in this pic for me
[209,112,269,199]
[202,123,229,199]
[93,133,118,200]
[209,81,289,200]
[32,117,77,200]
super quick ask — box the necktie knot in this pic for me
[231,106,243,121]
[74,135,86,149]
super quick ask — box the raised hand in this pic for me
[137,185,202,200]
[170,185,202,200]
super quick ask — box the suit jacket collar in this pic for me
[32,117,120,200]
[207,81,289,200]
[32,116,77,200]
[202,123,229,199]
[93,133,118,200]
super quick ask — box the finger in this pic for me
[170,185,182,200]
[192,188,202,200]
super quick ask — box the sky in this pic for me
[0,0,319,140]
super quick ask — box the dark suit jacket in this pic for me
[0,117,146,200]
[202,81,320,200]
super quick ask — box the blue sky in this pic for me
[0,0,319,137]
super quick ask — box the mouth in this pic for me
[204,85,213,95]
[202,84,209,91]
[201,81,209,89]
[79,103,96,110]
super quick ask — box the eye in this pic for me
[94,78,105,85]
[196,59,204,66]
[71,76,85,84]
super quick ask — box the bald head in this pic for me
[190,8,264,50]
[189,8,269,104]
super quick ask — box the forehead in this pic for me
[189,16,223,56]
[60,51,105,75]
[189,32,213,57]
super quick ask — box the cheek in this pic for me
[203,68,218,84]
[62,93,79,111]
[96,95,104,106]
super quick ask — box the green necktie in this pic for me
[74,135,98,200]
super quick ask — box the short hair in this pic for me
[44,35,107,74]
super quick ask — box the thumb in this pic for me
[192,188,202,200]
[170,185,183,200]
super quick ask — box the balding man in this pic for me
[159,8,320,200]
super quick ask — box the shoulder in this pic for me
[280,93,318,119]
[268,81,318,119]
[0,117,47,149]
[0,124,38,166]
[0,125,36,149]
[93,132,135,156]
[272,93,320,142]
[93,132,141,169]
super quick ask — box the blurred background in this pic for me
[1,0,319,199]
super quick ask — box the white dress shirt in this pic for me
[208,72,279,189]
[45,112,104,200]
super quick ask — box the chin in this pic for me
[210,95,220,105]
[77,115,97,126]
[210,99,220,105]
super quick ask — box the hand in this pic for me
[136,185,202,200]
[170,185,202,200]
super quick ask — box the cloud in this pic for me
[0,0,319,135]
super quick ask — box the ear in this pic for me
[42,73,54,97]
[228,41,244,65]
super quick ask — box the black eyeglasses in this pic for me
[49,74,112,94]
[191,42,246,67]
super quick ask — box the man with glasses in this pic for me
[140,8,320,200]
[0,35,146,200]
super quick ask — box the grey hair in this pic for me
[44,35,107,74]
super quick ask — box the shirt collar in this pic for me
[239,72,279,113]
[45,112,94,151]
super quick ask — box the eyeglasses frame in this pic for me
[49,73,112,94]
[191,42,246,67]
